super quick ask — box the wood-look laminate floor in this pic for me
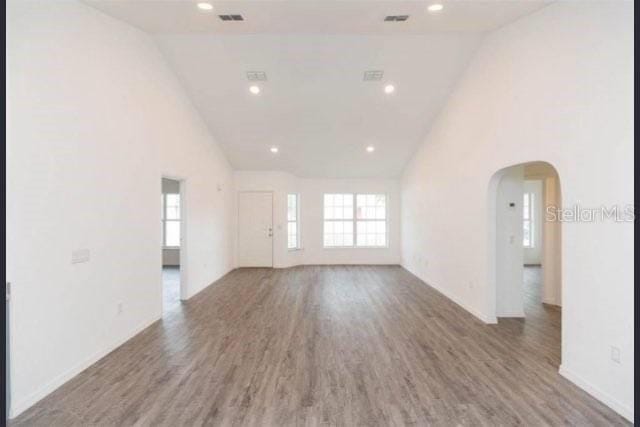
[11,266,629,426]
[163,266,181,313]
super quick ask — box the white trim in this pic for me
[181,266,235,300]
[9,315,159,419]
[161,175,187,303]
[496,311,525,318]
[178,179,188,300]
[287,193,301,250]
[402,263,495,324]
[559,364,634,423]
[322,192,389,249]
[10,262,237,419]
[523,191,535,248]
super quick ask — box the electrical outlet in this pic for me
[424,258,429,267]
[611,346,620,363]
[117,302,123,315]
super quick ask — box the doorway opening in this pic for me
[161,177,185,313]
[488,161,562,363]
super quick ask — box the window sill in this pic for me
[163,246,180,250]
[288,247,304,252]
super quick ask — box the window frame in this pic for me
[323,193,389,249]
[162,192,181,248]
[287,193,301,250]
[523,192,534,248]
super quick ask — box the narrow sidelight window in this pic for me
[287,194,300,249]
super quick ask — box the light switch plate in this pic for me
[611,346,621,363]
[71,249,90,264]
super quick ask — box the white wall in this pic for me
[234,171,401,267]
[523,180,543,265]
[495,166,524,317]
[401,2,633,421]
[6,0,235,417]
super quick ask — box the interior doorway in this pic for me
[161,177,185,313]
[488,161,562,363]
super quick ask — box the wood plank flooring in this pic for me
[163,266,181,313]
[11,266,629,426]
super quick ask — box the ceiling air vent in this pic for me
[384,15,409,22]
[363,70,384,81]
[218,14,244,21]
[246,71,267,82]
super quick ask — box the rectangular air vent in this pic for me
[246,71,267,82]
[218,14,244,21]
[384,15,409,22]
[363,70,384,81]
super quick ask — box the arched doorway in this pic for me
[487,161,563,362]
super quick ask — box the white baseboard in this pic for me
[271,263,402,269]
[401,264,494,324]
[183,267,235,300]
[11,266,238,419]
[496,311,525,318]
[559,364,634,423]
[9,315,160,419]
[542,298,561,307]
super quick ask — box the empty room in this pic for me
[4,0,634,425]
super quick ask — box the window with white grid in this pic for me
[323,193,387,248]
[356,194,387,247]
[323,194,354,247]
[162,193,181,247]
[287,194,300,249]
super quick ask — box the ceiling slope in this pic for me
[85,0,549,178]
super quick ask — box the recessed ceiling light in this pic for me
[270,147,279,153]
[427,3,444,12]
[197,2,213,11]
[384,84,395,94]
[366,146,375,153]
[249,85,261,95]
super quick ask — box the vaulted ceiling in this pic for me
[86,1,549,178]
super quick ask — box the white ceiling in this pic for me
[86,0,550,178]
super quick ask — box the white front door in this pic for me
[238,192,273,267]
